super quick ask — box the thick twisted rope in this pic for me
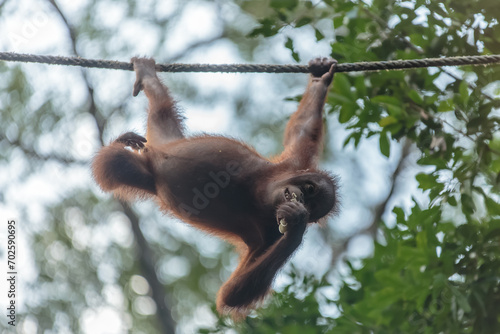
[0,52,499,73]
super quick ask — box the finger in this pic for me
[133,81,143,97]
[327,60,338,76]
[321,60,337,85]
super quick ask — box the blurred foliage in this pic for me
[204,0,500,332]
[334,205,500,333]
[202,269,334,334]
[1,0,500,333]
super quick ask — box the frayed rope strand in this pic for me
[0,52,499,73]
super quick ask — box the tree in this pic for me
[205,0,500,333]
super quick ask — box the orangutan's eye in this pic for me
[304,183,315,195]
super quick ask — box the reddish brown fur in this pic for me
[92,57,339,318]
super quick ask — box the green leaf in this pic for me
[343,131,362,147]
[371,95,400,105]
[416,173,438,190]
[438,99,454,112]
[270,0,298,10]
[459,80,469,105]
[314,28,325,41]
[385,123,403,136]
[333,16,343,28]
[393,206,406,224]
[284,37,300,62]
[379,131,390,157]
[248,18,280,37]
[447,195,458,206]
[491,159,500,174]
[379,116,398,127]
[372,95,404,117]
[449,285,472,313]
[386,104,404,118]
[461,193,476,215]
[354,76,367,97]
[408,90,423,104]
[339,103,356,123]
[485,197,500,215]
[334,73,354,100]
[296,16,312,27]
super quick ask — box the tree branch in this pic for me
[0,134,86,165]
[46,1,176,331]
[121,202,177,334]
[330,140,412,265]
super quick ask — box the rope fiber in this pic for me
[0,52,499,73]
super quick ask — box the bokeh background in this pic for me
[1,0,499,333]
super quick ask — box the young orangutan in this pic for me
[92,57,338,317]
